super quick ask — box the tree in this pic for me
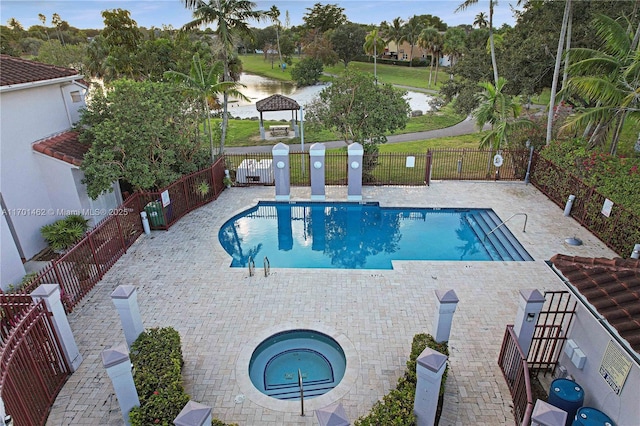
[363,28,386,82]
[36,40,86,70]
[331,23,367,68]
[546,0,572,145]
[51,13,65,45]
[302,28,338,65]
[561,13,640,154]
[302,3,346,33]
[402,15,424,65]
[7,18,24,31]
[267,5,284,70]
[78,80,209,198]
[456,0,499,84]
[291,57,323,86]
[181,0,267,155]
[305,69,410,147]
[443,27,467,74]
[165,53,247,161]
[99,9,142,80]
[38,13,50,40]
[473,77,534,150]
[474,12,489,28]
[418,26,443,88]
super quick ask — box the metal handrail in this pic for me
[248,256,255,277]
[485,213,528,241]
[298,368,305,416]
[264,257,270,277]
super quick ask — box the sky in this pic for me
[2,1,520,31]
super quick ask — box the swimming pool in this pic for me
[218,201,533,269]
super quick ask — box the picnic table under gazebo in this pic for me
[255,94,300,140]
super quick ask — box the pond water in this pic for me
[227,73,432,120]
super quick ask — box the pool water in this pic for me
[248,330,346,400]
[219,201,533,270]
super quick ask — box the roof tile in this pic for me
[1,54,79,86]
[33,131,88,166]
[255,94,300,112]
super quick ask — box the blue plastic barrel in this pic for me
[548,378,585,426]
[572,407,616,426]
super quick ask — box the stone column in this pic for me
[102,344,139,426]
[347,143,363,201]
[432,289,459,343]
[272,142,290,201]
[309,143,326,201]
[513,289,546,356]
[30,284,83,371]
[531,400,568,426]
[174,401,212,426]
[414,347,448,426]
[111,285,144,348]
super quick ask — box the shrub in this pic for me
[291,57,324,86]
[354,334,449,426]
[40,214,90,252]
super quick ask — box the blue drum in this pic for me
[572,407,616,426]
[548,378,585,426]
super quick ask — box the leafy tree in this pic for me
[36,40,86,70]
[302,3,347,33]
[181,0,267,154]
[560,14,640,154]
[305,69,410,148]
[456,0,499,84]
[302,28,338,65]
[331,23,367,68]
[165,53,247,160]
[78,80,209,198]
[364,28,386,82]
[443,27,467,74]
[291,57,323,86]
[99,9,142,80]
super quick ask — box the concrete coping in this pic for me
[272,142,290,156]
[101,343,130,368]
[436,289,459,304]
[111,285,137,299]
[174,401,212,426]
[309,143,326,155]
[519,289,546,303]
[348,142,363,155]
[30,283,59,298]
[417,347,448,373]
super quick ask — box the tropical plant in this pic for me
[402,15,424,66]
[364,28,386,83]
[474,12,489,28]
[419,26,443,88]
[456,0,499,84]
[443,27,467,75]
[181,0,267,155]
[560,13,640,154]
[266,5,284,70]
[473,77,535,151]
[164,53,247,161]
[40,214,90,252]
[382,17,404,59]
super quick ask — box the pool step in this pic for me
[264,382,337,400]
[467,210,533,261]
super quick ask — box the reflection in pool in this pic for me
[218,202,533,269]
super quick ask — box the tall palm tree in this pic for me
[473,77,534,151]
[456,0,498,84]
[384,17,404,59]
[267,5,284,71]
[164,53,248,162]
[418,26,440,88]
[560,14,640,155]
[402,15,424,66]
[364,28,386,83]
[473,12,488,28]
[181,0,266,155]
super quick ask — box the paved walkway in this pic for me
[45,182,617,425]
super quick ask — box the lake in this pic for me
[227,73,432,120]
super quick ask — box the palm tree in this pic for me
[38,13,50,40]
[384,17,404,59]
[473,77,534,151]
[560,14,640,155]
[364,28,386,83]
[443,27,466,77]
[402,15,424,66]
[267,5,284,71]
[165,53,248,162]
[418,26,441,88]
[181,0,266,155]
[456,0,498,84]
[473,12,488,28]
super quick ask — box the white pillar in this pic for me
[272,143,291,201]
[414,347,448,426]
[513,289,546,357]
[531,400,568,426]
[30,284,83,371]
[432,289,459,343]
[174,401,212,426]
[111,285,144,348]
[102,344,139,426]
[309,143,326,201]
[347,143,363,201]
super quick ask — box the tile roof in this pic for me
[1,54,79,87]
[255,94,300,112]
[550,254,640,354]
[32,131,88,166]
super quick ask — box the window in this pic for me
[70,91,82,103]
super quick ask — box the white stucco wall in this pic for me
[559,302,639,425]
[1,212,26,290]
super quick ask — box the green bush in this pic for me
[40,214,90,252]
[354,334,449,426]
[291,57,324,86]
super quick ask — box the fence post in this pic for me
[111,285,144,348]
[309,143,326,201]
[102,344,139,425]
[347,143,363,201]
[413,347,448,426]
[425,151,432,186]
[30,284,83,371]
[174,401,212,426]
[272,143,291,201]
[432,289,459,343]
[513,289,546,357]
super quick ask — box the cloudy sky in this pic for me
[2,0,520,30]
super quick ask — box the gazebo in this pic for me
[255,94,300,140]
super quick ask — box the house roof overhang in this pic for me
[32,131,87,167]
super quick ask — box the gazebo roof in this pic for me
[255,94,300,112]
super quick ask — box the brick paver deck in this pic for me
[45,182,617,425]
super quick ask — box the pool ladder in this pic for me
[248,257,255,276]
[247,256,270,277]
[484,213,528,241]
[264,257,270,277]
